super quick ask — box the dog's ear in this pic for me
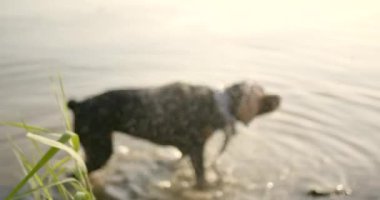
[258,94,281,115]
[67,100,78,111]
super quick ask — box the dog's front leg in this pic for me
[80,130,113,173]
[189,143,206,190]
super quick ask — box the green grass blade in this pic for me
[0,122,49,133]
[11,147,40,199]
[5,133,71,200]
[51,75,72,131]
[66,131,80,152]
[11,142,53,200]
[12,178,79,200]
[7,76,95,200]
[58,75,69,119]
[27,132,93,194]
[26,133,86,172]
[42,159,71,200]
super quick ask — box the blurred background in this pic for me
[0,0,380,199]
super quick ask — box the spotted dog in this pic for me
[67,81,280,189]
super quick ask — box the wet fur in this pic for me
[68,81,280,189]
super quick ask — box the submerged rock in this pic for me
[87,146,231,200]
[307,184,352,197]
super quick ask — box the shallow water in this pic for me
[1,0,380,199]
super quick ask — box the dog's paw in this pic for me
[193,180,212,191]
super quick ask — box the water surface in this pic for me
[1,0,380,199]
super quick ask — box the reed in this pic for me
[2,76,95,200]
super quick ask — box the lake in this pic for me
[0,0,379,199]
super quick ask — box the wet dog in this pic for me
[67,81,280,189]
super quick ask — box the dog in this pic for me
[67,81,280,189]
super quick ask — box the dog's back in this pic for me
[71,82,225,147]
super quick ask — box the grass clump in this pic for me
[2,77,95,200]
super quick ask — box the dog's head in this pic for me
[226,81,280,125]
